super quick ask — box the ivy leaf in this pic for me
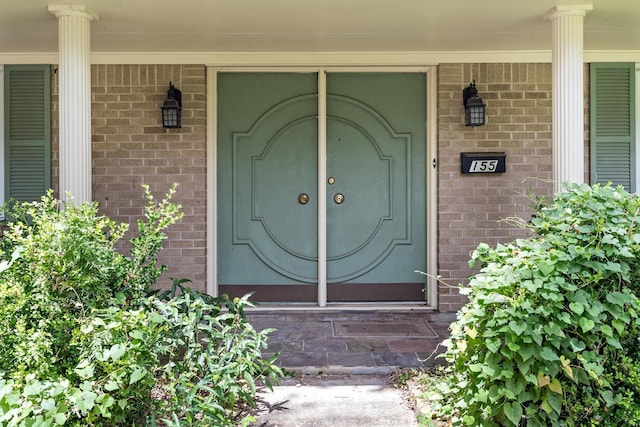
[104,380,120,391]
[538,371,551,387]
[486,338,501,353]
[600,324,613,337]
[612,319,626,335]
[507,341,521,352]
[482,364,497,377]
[149,311,165,324]
[579,317,595,332]
[109,344,127,361]
[129,367,147,385]
[54,413,67,426]
[602,390,617,406]
[606,336,623,350]
[519,344,536,362]
[466,327,478,339]
[508,321,527,336]
[543,322,565,338]
[538,261,555,276]
[74,363,94,379]
[41,398,56,411]
[606,292,627,306]
[568,302,584,315]
[504,402,523,426]
[523,279,543,292]
[539,347,559,361]
[547,392,563,414]
[506,377,524,396]
[560,355,573,379]
[468,363,483,373]
[569,338,586,352]
[604,261,622,273]
[548,378,563,395]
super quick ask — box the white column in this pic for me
[545,4,592,194]
[49,5,97,203]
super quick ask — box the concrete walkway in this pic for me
[250,374,418,427]
[245,309,453,426]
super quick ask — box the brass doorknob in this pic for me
[298,193,309,204]
[334,193,344,204]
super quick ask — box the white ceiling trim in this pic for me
[0,50,638,65]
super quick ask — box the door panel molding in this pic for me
[325,93,413,283]
[232,94,319,282]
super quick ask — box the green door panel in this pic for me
[217,73,318,285]
[217,72,427,301]
[326,96,410,282]
[326,73,426,285]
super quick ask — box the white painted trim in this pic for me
[207,66,437,306]
[53,7,94,203]
[544,4,593,21]
[585,51,640,63]
[206,68,217,296]
[636,64,640,193]
[2,50,640,65]
[245,304,438,312]
[426,66,438,309]
[48,4,98,21]
[549,7,587,192]
[318,70,327,307]
[0,65,4,213]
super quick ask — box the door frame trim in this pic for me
[318,71,328,306]
[207,66,438,309]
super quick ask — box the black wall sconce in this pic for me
[161,82,182,128]
[462,81,486,126]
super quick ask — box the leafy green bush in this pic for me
[442,183,640,426]
[0,186,282,426]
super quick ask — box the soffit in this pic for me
[0,0,638,53]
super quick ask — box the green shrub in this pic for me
[0,186,282,426]
[442,182,640,426]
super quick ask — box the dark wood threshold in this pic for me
[218,282,425,303]
[219,284,317,303]
[328,282,425,302]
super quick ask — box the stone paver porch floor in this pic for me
[247,309,453,374]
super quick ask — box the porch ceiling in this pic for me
[0,0,638,54]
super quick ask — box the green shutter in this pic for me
[590,62,636,192]
[4,64,51,202]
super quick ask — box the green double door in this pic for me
[217,72,426,303]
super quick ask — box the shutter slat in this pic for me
[594,67,632,137]
[590,63,636,191]
[595,140,632,188]
[8,69,47,140]
[5,65,51,202]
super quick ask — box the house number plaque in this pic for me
[461,152,506,174]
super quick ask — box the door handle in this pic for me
[298,193,309,205]
[334,193,344,204]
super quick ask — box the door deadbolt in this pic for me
[298,193,309,205]
[328,177,336,185]
[334,193,344,204]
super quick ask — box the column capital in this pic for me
[48,4,98,21]
[544,4,593,21]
